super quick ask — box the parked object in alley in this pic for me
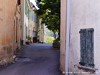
[53,38,60,48]
[53,42,60,49]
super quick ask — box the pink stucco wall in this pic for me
[0,0,19,65]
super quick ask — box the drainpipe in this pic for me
[65,0,71,75]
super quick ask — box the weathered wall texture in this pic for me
[20,0,24,44]
[21,0,28,45]
[60,0,67,73]
[38,19,44,42]
[14,5,21,48]
[28,6,38,41]
[68,0,100,75]
[29,20,34,37]
[29,19,38,38]
[24,0,29,44]
[0,0,20,65]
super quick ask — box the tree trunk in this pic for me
[53,32,56,39]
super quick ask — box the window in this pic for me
[17,0,20,5]
[79,28,94,68]
[16,18,18,43]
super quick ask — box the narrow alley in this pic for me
[0,44,61,75]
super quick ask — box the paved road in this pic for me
[0,44,61,75]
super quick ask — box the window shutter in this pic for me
[79,28,94,68]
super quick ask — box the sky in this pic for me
[30,0,39,9]
[30,0,36,4]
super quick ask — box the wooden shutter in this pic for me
[79,28,94,68]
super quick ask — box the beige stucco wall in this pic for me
[38,19,44,42]
[28,9,38,41]
[28,19,37,42]
[29,20,34,37]
[21,0,26,44]
[14,5,21,48]
[24,13,28,38]
[21,0,36,44]
[0,0,18,65]
[68,0,100,75]
[21,0,29,44]
[60,0,67,73]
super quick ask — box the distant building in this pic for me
[20,0,29,44]
[21,0,38,44]
[28,2,39,42]
[60,0,100,75]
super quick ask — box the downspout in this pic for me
[66,0,71,75]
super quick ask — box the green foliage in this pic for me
[46,36,54,43]
[35,0,60,34]
[26,35,31,41]
[53,37,60,43]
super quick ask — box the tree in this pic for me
[35,0,60,40]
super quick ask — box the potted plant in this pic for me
[53,37,60,48]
